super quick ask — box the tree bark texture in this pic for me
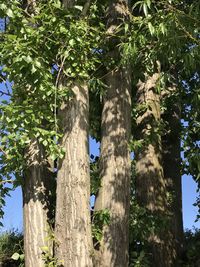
[94,3,131,266]
[55,84,93,267]
[23,139,55,267]
[135,73,174,267]
[62,0,75,9]
[94,68,131,267]
[162,86,184,265]
[22,2,55,267]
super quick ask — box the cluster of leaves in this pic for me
[0,0,105,220]
[0,229,23,266]
[182,228,200,267]
[41,227,61,267]
[90,154,100,196]
[91,209,110,246]
[127,0,200,225]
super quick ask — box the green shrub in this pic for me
[0,229,23,266]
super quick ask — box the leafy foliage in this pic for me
[0,0,104,220]
[92,209,110,246]
[0,229,23,266]
[182,228,200,267]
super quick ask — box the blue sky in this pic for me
[1,138,200,232]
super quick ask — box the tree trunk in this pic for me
[21,2,55,267]
[54,1,93,266]
[94,66,131,267]
[135,73,174,267]
[162,85,184,265]
[94,3,131,266]
[62,0,75,9]
[54,84,93,267]
[23,139,55,267]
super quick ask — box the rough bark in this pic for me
[94,67,131,267]
[62,0,75,9]
[135,73,174,267]
[94,3,131,266]
[23,139,55,267]
[162,85,184,265]
[21,1,55,267]
[54,1,93,266]
[54,84,93,267]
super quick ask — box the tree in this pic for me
[94,1,132,266]
[161,77,184,264]
[54,81,93,266]
[23,140,55,267]
[128,1,200,265]
[134,69,174,266]
[0,1,56,266]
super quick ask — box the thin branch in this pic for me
[0,147,8,158]
[0,75,12,96]
[0,90,11,97]
[0,180,14,185]
[54,55,67,132]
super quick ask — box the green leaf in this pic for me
[60,25,67,33]
[35,60,42,68]
[11,252,20,261]
[25,109,32,114]
[125,23,129,34]
[41,246,49,252]
[143,3,148,16]
[52,0,61,8]
[0,3,6,10]
[69,39,75,46]
[42,140,48,147]
[7,9,14,18]
[146,0,151,8]
[20,254,25,260]
[74,5,83,11]
[23,55,32,63]
[148,22,155,35]
[51,153,58,161]
[160,23,166,35]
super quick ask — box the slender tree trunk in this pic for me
[94,67,131,267]
[54,84,93,267]
[135,72,174,267]
[21,2,55,267]
[23,139,55,267]
[162,85,184,265]
[94,3,131,266]
[62,0,75,9]
[54,2,93,266]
